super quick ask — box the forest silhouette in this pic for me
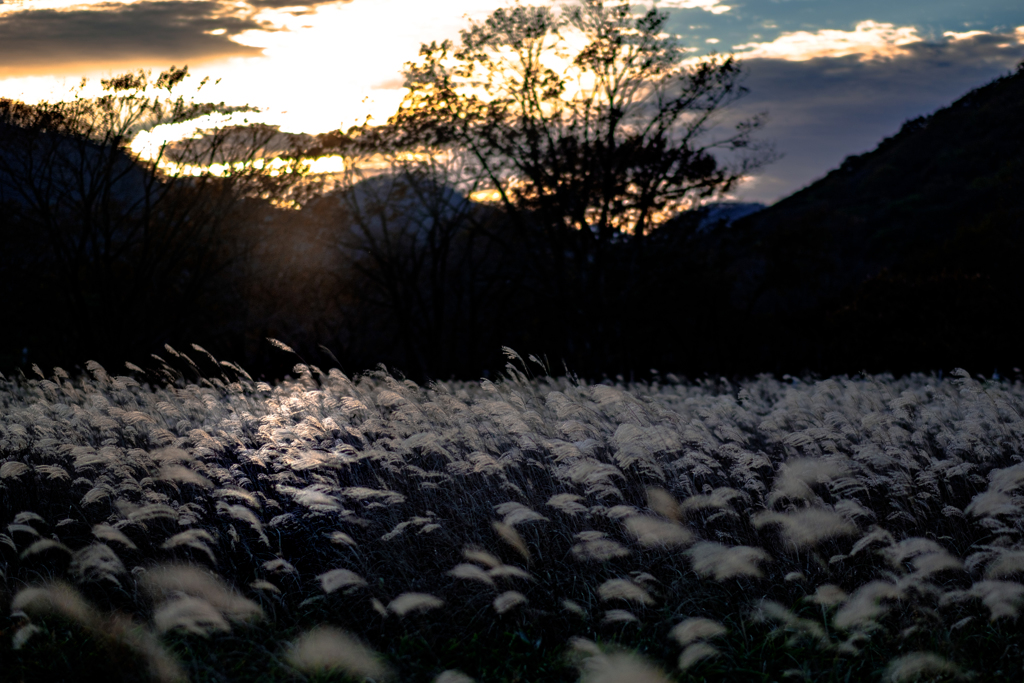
[1,1,1022,382]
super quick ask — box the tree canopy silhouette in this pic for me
[0,66,317,369]
[357,0,773,369]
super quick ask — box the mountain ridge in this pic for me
[712,61,1024,373]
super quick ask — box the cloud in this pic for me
[658,0,731,15]
[0,1,273,76]
[733,20,923,62]
[725,28,1024,202]
[246,0,351,8]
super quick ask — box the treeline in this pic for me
[0,3,776,382]
[0,122,731,381]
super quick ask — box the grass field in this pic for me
[1,348,1023,682]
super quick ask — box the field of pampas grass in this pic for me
[2,347,1024,681]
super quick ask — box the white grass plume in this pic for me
[319,568,368,594]
[768,458,850,505]
[92,523,137,549]
[571,639,672,683]
[462,547,503,568]
[12,583,99,628]
[669,618,727,646]
[562,599,587,617]
[806,584,848,607]
[547,493,588,516]
[833,581,901,631]
[495,502,548,525]
[216,502,268,542]
[0,461,30,479]
[213,487,261,508]
[601,609,639,624]
[493,591,528,614]
[328,530,357,547]
[678,643,719,671]
[572,531,630,562]
[142,565,263,622]
[968,580,1024,621]
[964,490,1017,517]
[753,508,856,549]
[493,521,530,561]
[883,652,965,682]
[70,543,126,585]
[388,592,445,616]
[154,596,231,636]
[19,538,71,561]
[598,579,654,606]
[287,626,391,680]
[157,464,212,489]
[883,537,963,577]
[985,550,1024,579]
[15,583,186,682]
[161,530,217,565]
[623,515,693,548]
[129,503,179,525]
[685,542,770,581]
[150,447,194,464]
[448,563,495,586]
[680,487,745,515]
[646,487,682,522]
[487,565,533,582]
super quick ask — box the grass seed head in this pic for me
[287,626,391,680]
[669,618,727,646]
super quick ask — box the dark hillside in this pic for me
[718,62,1024,375]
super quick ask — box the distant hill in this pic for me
[712,62,1024,375]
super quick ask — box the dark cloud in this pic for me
[0,1,270,76]
[727,32,1024,202]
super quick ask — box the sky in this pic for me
[1,0,1022,203]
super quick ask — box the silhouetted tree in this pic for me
[373,0,773,370]
[317,133,517,378]
[0,67,315,369]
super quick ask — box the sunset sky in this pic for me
[1,0,1022,203]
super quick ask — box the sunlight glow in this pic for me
[0,0,512,135]
[733,21,923,62]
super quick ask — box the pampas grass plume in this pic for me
[598,579,654,606]
[623,515,693,548]
[320,568,368,594]
[92,523,137,549]
[669,618,727,646]
[577,649,672,683]
[493,591,528,614]
[646,488,681,522]
[448,563,495,585]
[12,582,98,628]
[388,592,445,616]
[883,652,965,682]
[153,596,231,635]
[833,581,901,631]
[685,542,770,581]
[678,642,719,671]
[752,509,856,549]
[493,521,530,561]
[142,565,263,622]
[287,626,391,680]
[968,580,1024,621]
